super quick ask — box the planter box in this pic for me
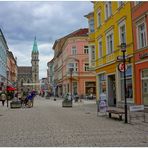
[62,100,72,107]
[10,101,21,109]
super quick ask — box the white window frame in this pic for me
[105,2,112,20]
[84,63,89,71]
[89,18,94,33]
[136,20,147,49]
[71,46,77,55]
[118,1,124,8]
[97,10,101,27]
[68,62,78,72]
[84,45,89,54]
[118,20,126,45]
[106,30,114,54]
[90,45,95,61]
[98,38,103,58]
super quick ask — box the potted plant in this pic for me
[62,93,72,107]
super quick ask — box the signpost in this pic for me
[118,43,128,123]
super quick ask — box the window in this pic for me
[98,73,106,95]
[134,1,141,5]
[91,45,95,60]
[105,2,112,20]
[98,39,102,58]
[137,22,147,49]
[120,65,133,101]
[85,82,96,95]
[97,11,101,27]
[84,46,89,54]
[68,63,78,72]
[106,31,114,54]
[142,69,148,105]
[118,1,124,7]
[89,19,94,33]
[119,22,126,44]
[84,63,89,71]
[71,46,77,55]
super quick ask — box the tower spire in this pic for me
[32,36,38,53]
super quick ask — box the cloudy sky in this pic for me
[0,1,93,79]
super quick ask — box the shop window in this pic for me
[85,82,96,95]
[98,73,107,95]
[142,69,148,105]
[120,65,133,101]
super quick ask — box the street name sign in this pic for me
[117,56,128,61]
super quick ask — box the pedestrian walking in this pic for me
[1,91,6,106]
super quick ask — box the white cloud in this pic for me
[0,1,93,79]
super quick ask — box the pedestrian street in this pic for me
[0,96,148,147]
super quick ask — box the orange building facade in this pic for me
[131,2,148,105]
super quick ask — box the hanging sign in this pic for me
[118,63,127,72]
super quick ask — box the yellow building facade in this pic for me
[93,2,134,107]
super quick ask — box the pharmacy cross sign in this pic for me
[118,63,127,72]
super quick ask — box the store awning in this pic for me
[7,86,16,91]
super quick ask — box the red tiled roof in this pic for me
[53,28,88,50]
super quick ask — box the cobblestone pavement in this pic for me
[0,96,148,147]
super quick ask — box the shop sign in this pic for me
[118,63,127,72]
[129,105,144,112]
[139,52,148,59]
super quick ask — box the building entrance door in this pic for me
[108,75,116,106]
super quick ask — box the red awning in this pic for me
[7,86,16,91]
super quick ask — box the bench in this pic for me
[107,110,125,121]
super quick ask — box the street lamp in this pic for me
[69,68,74,102]
[121,43,128,123]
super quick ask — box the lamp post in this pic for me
[121,43,128,123]
[69,68,74,102]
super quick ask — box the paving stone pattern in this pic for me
[0,96,148,147]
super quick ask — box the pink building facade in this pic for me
[53,29,96,98]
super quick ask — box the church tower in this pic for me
[31,37,39,91]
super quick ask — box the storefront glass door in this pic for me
[142,69,148,105]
